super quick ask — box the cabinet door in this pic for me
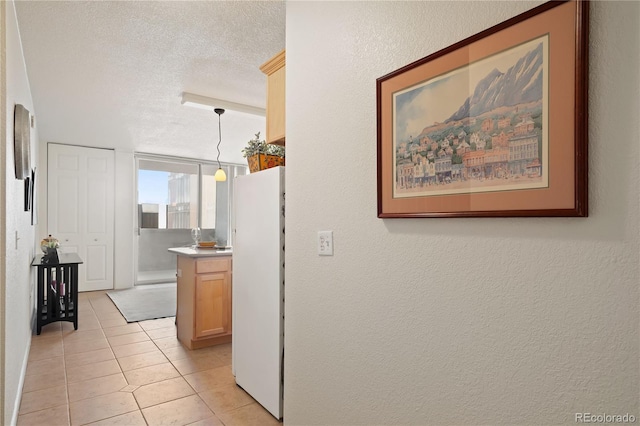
[194,272,229,339]
[266,64,285,144]
[260,50,286,145]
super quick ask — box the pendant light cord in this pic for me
[214,108,225,169]
[216,114,222,168]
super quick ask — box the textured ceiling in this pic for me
[14,1,285,164]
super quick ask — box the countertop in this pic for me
[168,247,233,258]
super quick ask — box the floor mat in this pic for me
[106,283,176,323]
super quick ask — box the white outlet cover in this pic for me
[318,231,333,256]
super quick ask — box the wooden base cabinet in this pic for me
[176,255,232,349]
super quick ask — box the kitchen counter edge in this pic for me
[168,247,233,258]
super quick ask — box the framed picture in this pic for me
[24,176,31,212]
[13,104,31,180]
[31,168,37,225]
[377,0,588,218]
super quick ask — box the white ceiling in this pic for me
[14,1,285,165]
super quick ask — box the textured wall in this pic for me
[114,150,135,289]
[0,1,6,423]
[5,1,38,424]
[284,1,639,424]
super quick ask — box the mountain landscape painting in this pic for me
[393,35,549,198]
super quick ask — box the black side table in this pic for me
[31,253,83,335]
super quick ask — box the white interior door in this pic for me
[48,143,115,292]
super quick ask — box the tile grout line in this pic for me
[24,298,220,425]
[63,321,70,426]
[126,304,232,425]
[64,296,100,426]
[70,294,123,425]
[62,298,88,426]
[23,293,269,426]
[22,295,170,424]
[138,312,198,423]
[98,294,148,425]
[40,292,240,425]
[92,309,142,426]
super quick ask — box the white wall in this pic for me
[284,2,639,424]
[114,149,135,289]
[0,2,6,423]
[4,1,39,424]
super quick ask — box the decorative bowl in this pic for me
[40,235,60,254]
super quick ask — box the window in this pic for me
[135,155,247,285]
[137,159,199,229]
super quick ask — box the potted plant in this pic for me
[241,132,285,173]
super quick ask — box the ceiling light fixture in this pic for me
[181,92,265,117]
[214,108,227,182]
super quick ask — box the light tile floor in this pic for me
[18,291,282,426]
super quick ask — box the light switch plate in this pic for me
[318,231,333,256]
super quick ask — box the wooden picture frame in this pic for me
[13,104,31,180]
[377,0,588,218]
[31,168,37,225]
[24,176,31,212]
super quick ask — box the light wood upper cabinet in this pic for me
[260,49,285,146]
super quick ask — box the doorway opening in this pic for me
[135,155,246,285]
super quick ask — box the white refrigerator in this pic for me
[232,166,284,420]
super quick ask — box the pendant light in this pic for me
[214,108,227,182]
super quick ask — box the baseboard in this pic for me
[10,334,31,426]
[30,305,36,333]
